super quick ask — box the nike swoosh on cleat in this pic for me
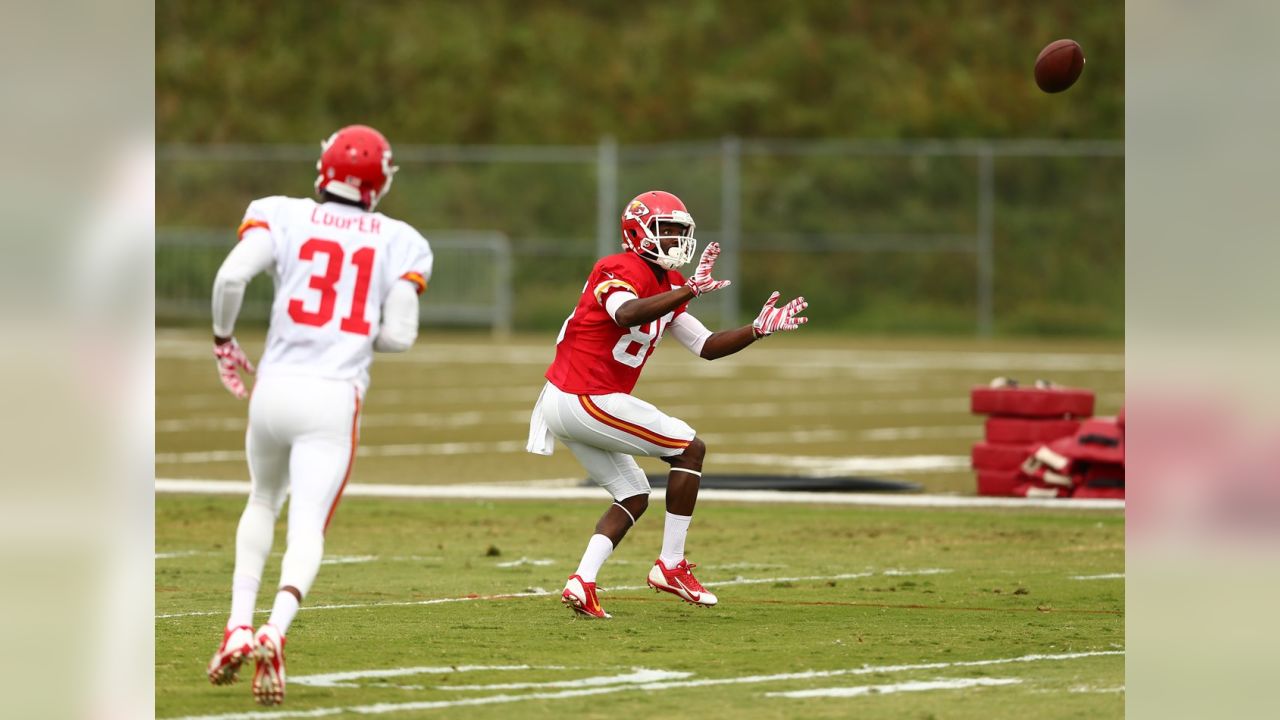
[673,577,700,601]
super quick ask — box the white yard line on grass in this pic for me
[292,664,558,689]
[160,394,976,426]
[659,397,971,418]
[163,650,1123,720]
[495,557,556,568]
[154,570,944,620]
[154,590,549,620]
[436,668,693,692]
[156,426,979,465]
[699,428,846,444]
[156,389,983,434]
[156,442,972,467]
[713,453,970,475]
[155,478,1125,510]
[157,409,527,433]
[155,440,529,464]
[1070,573,1124,580]
[158,415,978,446]
[766,676,1022,698]
[321,555,377,566]
[857,426,981,441]
[1069,685,1126,693]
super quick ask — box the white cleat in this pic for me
[647,558,718,607]
[207,625,255,686]
[251,623,287,706]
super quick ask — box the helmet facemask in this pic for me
[637,211,697,269]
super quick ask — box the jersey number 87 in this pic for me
[611,314,672,367]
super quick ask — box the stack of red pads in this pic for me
[970,380,1124,499]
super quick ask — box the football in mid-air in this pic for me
[1034,39,1085,93]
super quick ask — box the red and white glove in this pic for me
[752,291,809,338]
[684,242,732,297]
[213,338,255,399]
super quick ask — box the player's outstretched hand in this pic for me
[752,291,809,337]
[685,242,732,297]
[213,337,256,399]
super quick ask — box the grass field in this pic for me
[157,496,1124,719]
[156,328,1125,718]
[158,329,1124,494]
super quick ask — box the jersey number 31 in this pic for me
[288,238,375,336]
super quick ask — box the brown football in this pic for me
[1034,39,1085,93]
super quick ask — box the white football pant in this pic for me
[233,375,361,601]
[533,382,695,500]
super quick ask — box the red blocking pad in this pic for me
[1014,478,1073,498]
[1047,418,1125,465]
[971,442,1035,471]
[1073,484,1125,499]
[1082,462,1125,487]
[985,417,1082,444]
[970,386,1095,418]
[976,470,1021,496]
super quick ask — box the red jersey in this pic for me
[546,251,688,395]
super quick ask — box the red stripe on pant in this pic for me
[323,389,361,533]
[577,395,690,450]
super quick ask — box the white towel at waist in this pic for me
[526,382,556,456]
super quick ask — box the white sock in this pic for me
[227,499,276,630]
[659,512,692,566]
[266,591,301,636]
[574,534,614,584]
[227,574,260,629]
[278,531,325,600]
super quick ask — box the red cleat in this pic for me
[207,625,255,686]
[251,624,287,705]
[561,574,611,619]
[648,558,718,607]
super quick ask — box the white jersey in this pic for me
[239,196,433,393]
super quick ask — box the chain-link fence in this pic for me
[158,138,1122,336]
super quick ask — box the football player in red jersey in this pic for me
[527,190,808,618]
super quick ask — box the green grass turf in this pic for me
[157,329,1124,494]
[156,494,1123,719]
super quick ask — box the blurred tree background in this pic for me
[157,0,1123,336]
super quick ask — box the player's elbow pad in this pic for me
[605,292,639,327]
[212,269,248,295]
[374,325,416,353]
[374,281,421,352]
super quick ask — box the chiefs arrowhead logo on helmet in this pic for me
[626,200,650,218]
[314,125,399,211]
[620,191,697,269]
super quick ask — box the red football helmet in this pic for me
[314,125,398,211]
[620,190,697,269]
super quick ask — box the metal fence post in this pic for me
[596,136,618,259]
[976,145,995,337]
[493,234,513,339]
[720,136,742,327]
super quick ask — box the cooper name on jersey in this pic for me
[310,206,383,234]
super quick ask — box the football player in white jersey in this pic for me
[204,125,433,706]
